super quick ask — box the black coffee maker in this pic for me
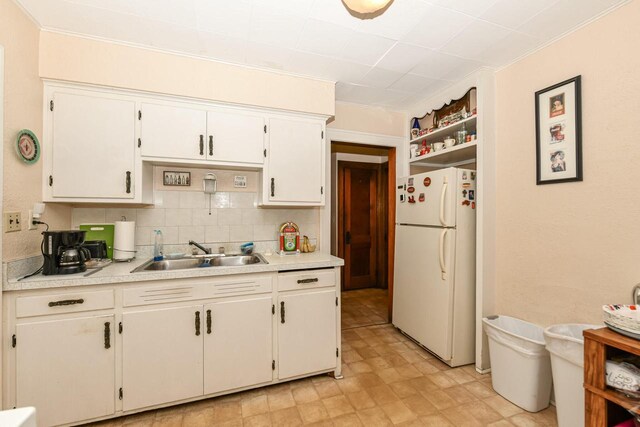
[42,230,91,275]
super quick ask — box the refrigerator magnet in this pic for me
[462,190,467,197]
[407,187,415,193]
[408,196,416,204]
[472,202,476,209]
[468,190,474,200]
[408,177,414,186]
[418,193,425,202]
[423,177,431,187]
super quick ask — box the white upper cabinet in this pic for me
[140,103,207,160]
[49,92,136,199]
[206,110,265,164]
[262,117,325,206]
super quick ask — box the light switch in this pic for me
[4,212,22,232]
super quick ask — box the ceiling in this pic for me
[17,0,626,110]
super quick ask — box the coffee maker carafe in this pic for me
[42,230,91,275]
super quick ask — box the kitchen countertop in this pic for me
[5,252,344,291]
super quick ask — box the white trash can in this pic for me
[483,315,553,412]
[544,324,601,427]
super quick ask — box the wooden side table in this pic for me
[584,327,640,426]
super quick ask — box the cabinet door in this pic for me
[16,315,115,427]
[267,118,324,204]
[278,290,337,379]
[122,306,203,411]
[207,110,264,164]
[51,92,135,199]
[140,103,207,160]
[204,296,273,394]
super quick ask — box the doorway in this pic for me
[331,142,395,330]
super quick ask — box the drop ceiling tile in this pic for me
[251,0,315,18]
[65,0,197,28]
[337,32,396,66]
[431,0,500,17]
[374,42,433,74]
[139,19,202,54]
[335,82,407,105]
[389,73,439,93]
[249,8,306,49]
[401,5,474,49]
[480,0,558,30]
[410,50,484,81]
[194,0,253,40]
[296,18,356,57]
[198,31,247,64]
[360,67,404,88]
[440,19,512,60]
[321,59,372,84]
[475,31,541,66]
[243,42,293,71]
[282,51,334,78]
[309,0,363,30]
[357,0,432,40]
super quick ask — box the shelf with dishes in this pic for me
[410,140,477,167]
[409,114,477,146]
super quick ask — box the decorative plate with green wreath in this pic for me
[16,129,40,164]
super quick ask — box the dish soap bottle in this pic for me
[153,230,164,261]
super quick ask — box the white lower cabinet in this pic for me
[277,289,337,379]
[204,296,273,394]
[16,315,115,427]
[122,306,204,411]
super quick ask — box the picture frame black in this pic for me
[163,171,191,187]
[535,75,582,185]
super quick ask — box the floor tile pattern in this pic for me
[341,288,389,330]
[89,322,558,426]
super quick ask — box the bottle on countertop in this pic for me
[153,230,164,261]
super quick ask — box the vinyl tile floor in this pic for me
[88,323,558,427]
[341,288,389,330]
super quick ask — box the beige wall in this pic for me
[1,0,70,261]
[329,102,405,137]
[495,0,640,326]
[39,32,335,116]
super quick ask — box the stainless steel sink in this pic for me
[131,253,268,273]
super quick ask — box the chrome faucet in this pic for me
[632,283,640,305]
[188,240,211,255]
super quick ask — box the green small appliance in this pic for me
[79,224,115,259]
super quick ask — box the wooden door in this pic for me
[206,110,264,164]
[339,162,379,290]
[140,102,207,160]
[267,117,323,204]
[122,306,203,411]
[277,290,337,379]
[203,296,273,394]
[51,92,135,199]
[16,315,115,427]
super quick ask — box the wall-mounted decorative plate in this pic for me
[15,129,40,164]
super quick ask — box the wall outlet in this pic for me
[4,212,22,232]
[28,210,38,230]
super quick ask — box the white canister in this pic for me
[113,220,136,261]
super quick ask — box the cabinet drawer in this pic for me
[123,275,273,307]
[16,289,115,318]
[278,269,336,291]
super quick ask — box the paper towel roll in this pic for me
[113,220,136,261]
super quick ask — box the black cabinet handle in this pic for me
[104,322,111,349]
[195,311,201,336]
[297,278,319,284]
[48,298,84,307]
[346,231,351,244]
[280,301,285,324]
[125,171,131,194]
[209,135,213,156]
[199,135,204,155]
[271,178,275,197]
[206,309,212,334]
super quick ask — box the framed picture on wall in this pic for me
[163,171,191,186]
[535,75,583,184]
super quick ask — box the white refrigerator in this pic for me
[392,167,476,367]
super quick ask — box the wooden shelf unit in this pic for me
[584,327,640,426]
[410,140,477,168]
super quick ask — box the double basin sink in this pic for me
[131,253,268,273]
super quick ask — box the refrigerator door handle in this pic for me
[439,229,448,280]
[439,182,448,226]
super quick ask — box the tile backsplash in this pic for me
[71,167,320,256]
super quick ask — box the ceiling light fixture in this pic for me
[342,0,394,19]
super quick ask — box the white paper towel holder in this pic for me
[113,216,137,262]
